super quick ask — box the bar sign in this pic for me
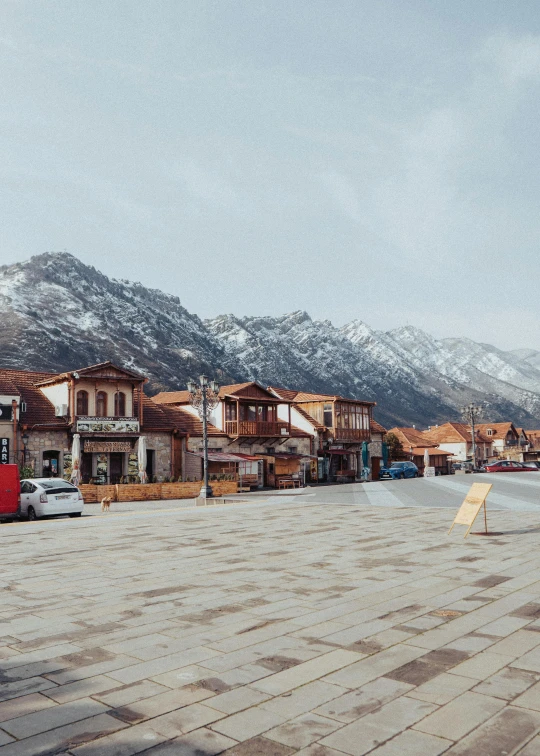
[0,438,9,464]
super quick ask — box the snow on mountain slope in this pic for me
[0,252,239,393]
[1,251,540,427]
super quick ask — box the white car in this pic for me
[19,479,84,521]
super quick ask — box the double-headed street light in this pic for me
[188,375,220,498]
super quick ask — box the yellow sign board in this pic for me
[448,482,493,538]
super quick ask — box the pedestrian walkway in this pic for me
[3,495,540,754]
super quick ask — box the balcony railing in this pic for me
[225,421,290,437]
[333,427,370,441]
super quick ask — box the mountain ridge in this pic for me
[2,252,540,428]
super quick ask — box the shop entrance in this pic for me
[81,453,92,483]
[110,453,124,484]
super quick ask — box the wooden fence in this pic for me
[79,480,238,503]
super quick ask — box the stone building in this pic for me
[0,362,197,483]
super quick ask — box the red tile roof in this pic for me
[0,368,69,428]
[476,422,517,439]
[423,422,492,445]
[388,427,439,448]
[411,447,453,457]
[268,386,299,402]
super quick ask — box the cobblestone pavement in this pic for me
[4,491,540,754]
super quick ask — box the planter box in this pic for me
[78,480,238,504]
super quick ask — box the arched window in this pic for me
[96,391,108,417]
[76,390,88,415]
[114,392,126,416]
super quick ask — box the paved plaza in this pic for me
[3,475,540,754]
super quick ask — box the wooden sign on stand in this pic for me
[448,482,493,538]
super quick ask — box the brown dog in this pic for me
[101,496,112,513]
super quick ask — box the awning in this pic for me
[187,451,243,462]
[186,451,261,462]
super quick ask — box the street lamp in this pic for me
[462,403,483,470]
[188,375,220,498]
[21,432,29,467]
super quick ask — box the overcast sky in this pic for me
[1,1,540,350]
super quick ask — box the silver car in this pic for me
[19,479,84,521]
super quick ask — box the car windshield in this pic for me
[390,463,406,468]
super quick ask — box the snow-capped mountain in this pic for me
[0,252,240,393]
[1,252,540,428]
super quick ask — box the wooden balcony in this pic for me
[225,421,290,437]
[332,427,370,442]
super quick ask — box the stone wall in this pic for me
[144,432,174,480]
[24,430,71,476]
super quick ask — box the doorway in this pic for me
[42,450,60,478]
[109,453,124,484]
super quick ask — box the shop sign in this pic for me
[76,418,139,433]
[0,437,9,464]
[84,440,133,453]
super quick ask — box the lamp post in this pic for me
[462,403,483,470]
[21,432,29,468]
[188,375,220,498]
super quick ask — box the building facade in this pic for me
[153,382,313,487]
[0,363,190,483]
[269,388,376,482]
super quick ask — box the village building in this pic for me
[152,382,313,488]
[0,363,194,483]
[387,426,453,475]
[268,388,375,482]
[368,419,387,480]
[422,422,493,465]
[476,423,528,460]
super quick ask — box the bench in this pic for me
[277,476,301,490]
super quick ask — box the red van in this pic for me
[0,465,20,520]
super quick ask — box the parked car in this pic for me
[482,460,537,473]
[19,478,84,520]
[522,461,540,470]
[379,461,419,480]
[0,464,20,521]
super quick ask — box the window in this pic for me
[96,391,108,417]
[225,403,237,421]
[239,404,257,422]
[288,446,298,454]
[114,392,126,416]
[76,390,88,415]
[487,429,493,436]
[323,403,333,427]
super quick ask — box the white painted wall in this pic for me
[435,441,467,460]
[39,382,69,412]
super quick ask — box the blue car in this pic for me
[379,461,419,480]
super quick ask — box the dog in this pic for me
[100,496,112,513]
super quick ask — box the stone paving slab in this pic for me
[4,493,540,753]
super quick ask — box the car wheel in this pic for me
[69,513,82,518]
[27,506,38,521]
[414,472,419,478]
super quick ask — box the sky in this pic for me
[1,1,540,350]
